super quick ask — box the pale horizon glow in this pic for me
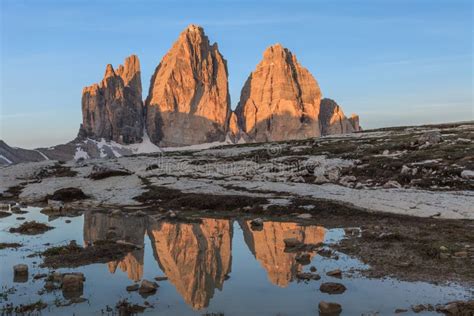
[1,0,472,149]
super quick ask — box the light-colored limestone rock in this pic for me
[145,24,230,146]
[82,55,144,144]
[235,44,322,142]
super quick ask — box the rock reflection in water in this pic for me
[83,212,146,282]
[148,218,232,310]
[240,221,325,287]
[81,212,326,310]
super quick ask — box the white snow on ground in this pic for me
[0,155,12,164]
[34,150,50,161]
[83,130,162,157]
[74,147,90,160]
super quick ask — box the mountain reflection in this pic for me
[240,221,325,287]
[148,218,232,310]
[83,212,146,281]
[82,212,325,310]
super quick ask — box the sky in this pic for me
[0,0,472,148]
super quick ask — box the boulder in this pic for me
[62,273,85,299]
[320,282,346,294]
[138,279,159,295]
[318,301,342,315]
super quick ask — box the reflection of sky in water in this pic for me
[0,207,470,315]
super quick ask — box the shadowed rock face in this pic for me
[145,24,231,147]
[240,221,325,287]
[348,114,361,131]
[235,44,322,142]
[82,55,144,144]
[319,98,357,135]
[83,212,145,282]
[147,218,232,310]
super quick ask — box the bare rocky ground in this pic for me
[0,122,473,313]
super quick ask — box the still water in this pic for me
[0,206,471,315]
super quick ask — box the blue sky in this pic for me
[1,0,472,148]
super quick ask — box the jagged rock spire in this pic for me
[145,24,231,146]
[81,54,144,144]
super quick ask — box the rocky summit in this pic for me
[145,24,231,147]
[79,26,360,149]
[81,55,144,144]
[319,98,361,136]
[235,44,322,142]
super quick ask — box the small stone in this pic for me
[439,246,448,252]
[139,280,159,294]
[440,252,450,259]
[318,301,342,315]
[320,282,346,294]
[62,273,85,299]
[126,284,139,291]
[383,180,402,189]
[401,165,411,175]
[154,276,168,281]
[13,264,28,275]
[326,269,342,278]
[394,308,408,313]
[296,272,321,281]
[453,251,468,258]
[461,170,474,180]
[309,266,317,272]
[65,220,71,224]
[296,213,312,219]
[295,253,311,265]
[418,130,442,145]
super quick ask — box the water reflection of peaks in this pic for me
[240,221,325,287]
[83,212,146,281]
[148,218,232,310]
[82,212,325,310]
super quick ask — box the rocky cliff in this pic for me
[319,98,358,135]
[82,55,144,144]
[145,24,231,147]
[235,44,322,142]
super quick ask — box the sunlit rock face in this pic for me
[147,218,232,309]
[83,212,145,281]
[319,98,358,135]
[145,24,231,147]
[240,221,325,287]
[235,44,322,142]
[348,114,361,131]
[81,55,144,144]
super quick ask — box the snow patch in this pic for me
[74,147,90,160]
[35,150,50,161]
[0,155,12,164]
